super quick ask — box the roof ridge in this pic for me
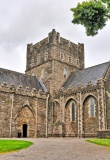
[70,61,110,75]
[85,61,110,70]
[0,68,35,78]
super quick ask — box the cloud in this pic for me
[0,0,109,72]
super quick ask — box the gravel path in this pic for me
[0,138,110,160]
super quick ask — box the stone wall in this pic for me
[0,92,11,137]
[97,130,110,138]
[12,94,36,138]
[52,101,62,137]
[37,98,47,137]
[54,80,102,137]
[26,61,53,92]
[0,83,47,138]
[105,78,110,129]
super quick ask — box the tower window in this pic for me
[76,58,79,66]
[89,98,95,117]
[63,68,67,78]
[44,53,48,61]
[69,56,71,63]
[60,52,64,61]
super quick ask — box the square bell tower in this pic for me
[25,29,85,94]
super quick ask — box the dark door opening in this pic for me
[23,124,27,137]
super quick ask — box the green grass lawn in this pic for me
[0,140,33,153]
[87,139,110,147]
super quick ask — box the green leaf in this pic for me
[71,0,109,36]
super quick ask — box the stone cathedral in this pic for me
[0,29,110,138]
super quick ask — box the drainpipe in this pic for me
[46,94,49,138]
[9,93,14,138]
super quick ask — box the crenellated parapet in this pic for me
[26,29,85,74]
[54,79,104,98]
[0,82,47,99]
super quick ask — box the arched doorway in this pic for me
[23,124,28,137]
[16,106,36,137]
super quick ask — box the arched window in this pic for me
[63,68,67,78]
[76,58,79,66]
[70,102,76,122]
[89,98,95,117]
[41,68,44,78]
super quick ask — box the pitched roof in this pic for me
[62,62,110,89]
[0,68,45,92]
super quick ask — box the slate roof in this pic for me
[0,68,45,92]
[63,62,110,90]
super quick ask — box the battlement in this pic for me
[48,29,60,44]
[0,82,47,99]
[26,29,85,72]
[54,79,104,98]
[27,29,83,53]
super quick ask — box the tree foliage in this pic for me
[71,0,110,36]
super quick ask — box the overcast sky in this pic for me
[0,0,110,73]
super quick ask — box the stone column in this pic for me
[60,96,65,137]
[80,93,83,137]
[35,97,38,138]
[103,87,107,130]
[97,79,106,130]
[46,94,49,137]
[101,88,106,130]
[9,93,14,138]
[97,89,101,130]
[77,93,82,137]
